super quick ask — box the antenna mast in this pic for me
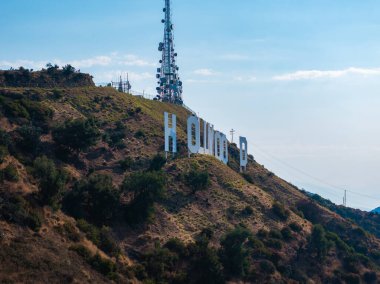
[343,189,347,207]
[156,0,183,105]
[230,129,236,143]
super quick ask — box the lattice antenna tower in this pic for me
[155,0,183,105]
[111,74,131,93]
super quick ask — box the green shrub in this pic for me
[121,171,166,224]
[343,253,371,273]
[265,238,282,249]
[148,154,166,171]
[356,253,370,267]
[248,235,265,250]
[195,228,214,247]
[272,202,290,221]
[134,129,145,139]
[0,130,11,147]
[281,227,293,241]
[142,234,224,284]
[1,164,19,182]
[0,97,52,130]
[33,156,68,208]
[1,99,29,119]
[241,206,254,217]
[90,253,117,278]
[363,271,377,284]
[63,174,120,226]
[189,243,224,284]
[185,169,210,193]
[326,231,353,254]
[104,122,127,148]
[297,200,322,224]
[352,227,366,237]
[52,89,63,99]
[76,219,120,256]
[370,251,380,261]
[291,269,308,283]
[0,193,42,231]
[309,225,333,260]
[226,206,237,219]
[70,245,117,278]
[257,229,269,238]
[289,222,303,233]
[56,222,81,242]
[290,206,304,218]
[70,244,92,259]
[52,118,101,153]
[277,264,292,277]
[21,99,53,130]
[343,273,360,284]
[260,260,276,275]
[241,173,254,183]
[269,229,283,240]
[143,245,179,282]
[119,157,134,171]
[219,226,253,278]
[164,238,188,257]
[0,145,8,163]
[15,125,41,154]
[62,64,76,75]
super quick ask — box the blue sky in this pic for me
[1,0,380,210]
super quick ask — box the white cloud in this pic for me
[0,59,46,70]
[273,67,380,81]
[68,56,112,68]
[193,68,218,76]
[0,53,155,70]
[94,70,154,83]
[233,75,257,82]
[120,54,156,67]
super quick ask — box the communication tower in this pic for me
[111,74,131,93]
[155,0,183,105]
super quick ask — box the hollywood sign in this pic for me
[164,112,248,171]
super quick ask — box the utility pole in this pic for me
[343,190,347,207]
[230,129,235,143]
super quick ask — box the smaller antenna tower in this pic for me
[111,74,132,93]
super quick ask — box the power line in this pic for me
[249,142,380,204]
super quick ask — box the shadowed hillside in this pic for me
[0,83,379,283]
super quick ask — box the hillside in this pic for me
[0,85,380,283]
[308,193,380,241]
[372,207,380,214]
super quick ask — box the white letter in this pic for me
[187,115,200,154]
[208,123,214,155]
[164,112,177,153]
[239,136,248,171]
[214,131,228,164]
[221,133,229,164]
